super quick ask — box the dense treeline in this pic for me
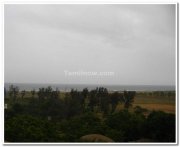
[137,91,175,97]
[4,85,175,142]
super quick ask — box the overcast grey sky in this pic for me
[4,4,176,85]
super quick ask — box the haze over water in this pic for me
[4,83,175,91]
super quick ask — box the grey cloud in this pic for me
[4,4,176,85]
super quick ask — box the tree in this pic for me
[31,89,36,98]
[64,92,83,118]
[105,110,145,141]
[123,91,136,109]
[13,86,19,101]
[56,113,105,142]
[82,88,88,98]
[110,92,120,113]
[134,106,148,115]
[5,115,59,142]
[38,88,46,101]
[9,85,19,101]
[45,86,53,98]
[96,87,108,112]
[51,90,59,100]
[100,96,110,115]
[88,90,98,112]
[21,90,26,99]
[70,89,85,107]
[12,103,24,114]
[4,88,7,98]
[145,111,175,142]
[8,85,14,98]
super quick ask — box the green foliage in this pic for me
[134,106,148,115]
[12,103,24,114]
[105,129,124,142]
[64,93,83,118]
[123,91,136,109]
[110,92,122,113]
[4,86,176,142]
[82,88,88,98]
[5,115,59,142]
[144,111,175,142]
[4,88,7,98]
[105,110,145,141]
[8,85,19,101]
[31,89,36,98]
[55,113,106,142]
[21,90,26,98]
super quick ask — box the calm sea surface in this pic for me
[4,83,175,91]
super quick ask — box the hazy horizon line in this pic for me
[4,82,175,86]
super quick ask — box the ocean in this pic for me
[4,83,176,92]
